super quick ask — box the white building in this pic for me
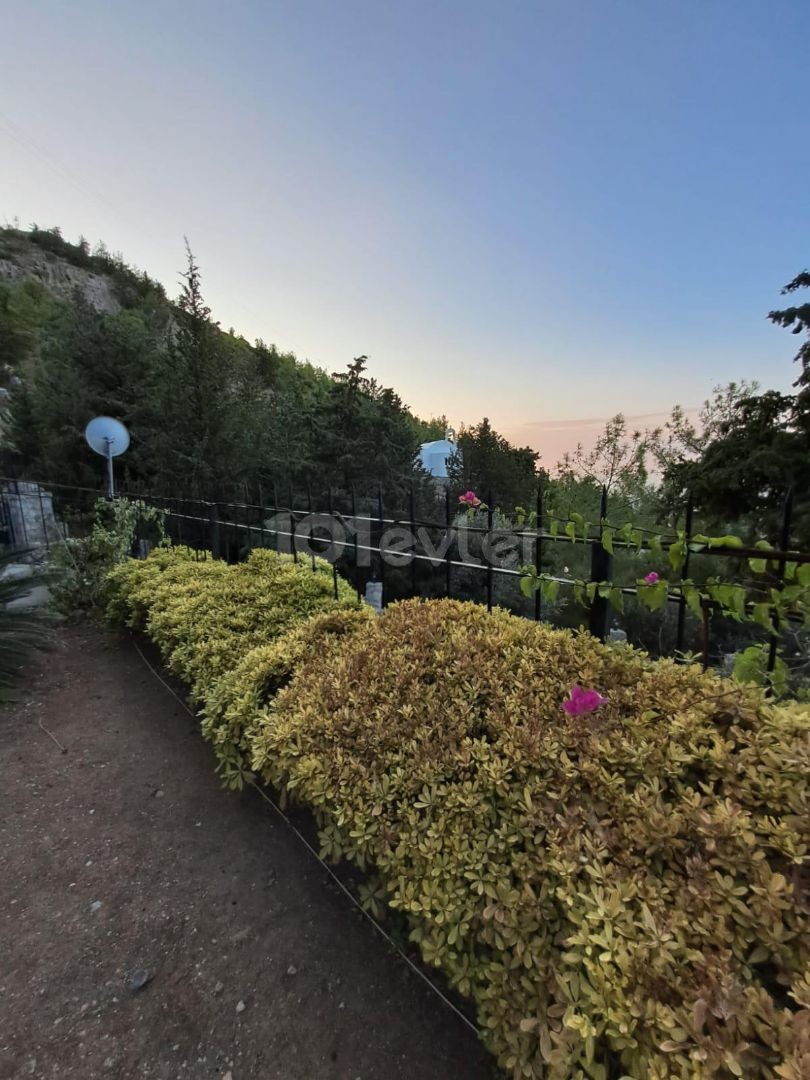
[418,429,457,478]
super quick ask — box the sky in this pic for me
[2,0,808,467]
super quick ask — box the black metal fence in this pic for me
[3,476,807,678]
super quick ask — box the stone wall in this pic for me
[1,482,62,550]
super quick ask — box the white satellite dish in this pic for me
[85,416,130,498]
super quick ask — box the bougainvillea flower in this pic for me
[643,571,660,585]
[458,490,482,508]
[563,684,608,716]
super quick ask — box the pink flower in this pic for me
[563,685,608,716]
[643,571,659,585]
[458,490,482,509]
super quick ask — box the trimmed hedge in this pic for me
[105,555,810,1080]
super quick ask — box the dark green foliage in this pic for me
[447,416,541,510]
[660,270,810,541]
[314,355,424,503]
[6,291,166,487]
[1,228,447,505]
[664,390,806,537]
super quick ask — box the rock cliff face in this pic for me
[0,245,121,314]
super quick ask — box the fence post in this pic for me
[351,484,362,602]
[588,486,611,641]
[767,488,794,679]
[36,483,50,553]
[243,484,252,553]
[409,481,417,597]
[377,485,385,607]
[328,486,339,599]
[289,484,298,564]
[534,482,542,621]
[307,486,316,571]
[675,493,694,656]
[445,487,452,598]
[272,481,280,552]
[700,600,710,671]
[486,490,494,613]
[208,502,220,558]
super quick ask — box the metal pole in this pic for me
[377,485,385,607]
[534,482,542,621]
[767,489,794,678]
[588,487,612,641]
[445,487,452,598]
[351,484,361,602]
[105,438,115,499]
[486,490,494,613]
[675,494,694,655]
[308,486,316,571]
[289,483,298,564]
[409,482,417,597]
[328,487,339,599]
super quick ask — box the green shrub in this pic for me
[249,598,810,1080]
[51,497,166,613]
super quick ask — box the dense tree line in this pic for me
[0,228,540,516]
[2,226,808,547]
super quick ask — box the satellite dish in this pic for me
[85,416,129,498]
[85,416,130,457]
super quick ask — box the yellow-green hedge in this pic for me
[253,599,810,1080]
[105,555,810,1079]
[200,605,375,787]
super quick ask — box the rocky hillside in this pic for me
[0,237,120,314]
[0,227,167,318]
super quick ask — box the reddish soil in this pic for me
[0,623,494,1080]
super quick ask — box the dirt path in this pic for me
[1,623,494,1080]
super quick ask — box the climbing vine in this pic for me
[514,504,808,695]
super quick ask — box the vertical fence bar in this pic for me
[208,501,220,558]
[675,494,694,656]
[534,482,542,622]
[328,486,339,599]
[409,482,417,598]
[175,496,186,548]
[445,488,452,598]
[289,483,298,564]
[307,486,316,571]
[36,483,50,553]
[352,485,361,602]
[767,488,794,677]
[700,600,710,671]
[377,485,385,608]
[243,484,252,553]
[486,490,494,613]
[258,486,266,551]
[14,480,29,546]
[272,481,280,552]
[588,486,611,641]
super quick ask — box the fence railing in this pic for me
[3,476,806,678]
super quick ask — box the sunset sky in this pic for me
[3,1,808,468]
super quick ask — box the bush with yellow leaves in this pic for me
[250,598,809,1080]
[106,546,360,698]
[201,605,375,787]
[104,552,809,1079]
